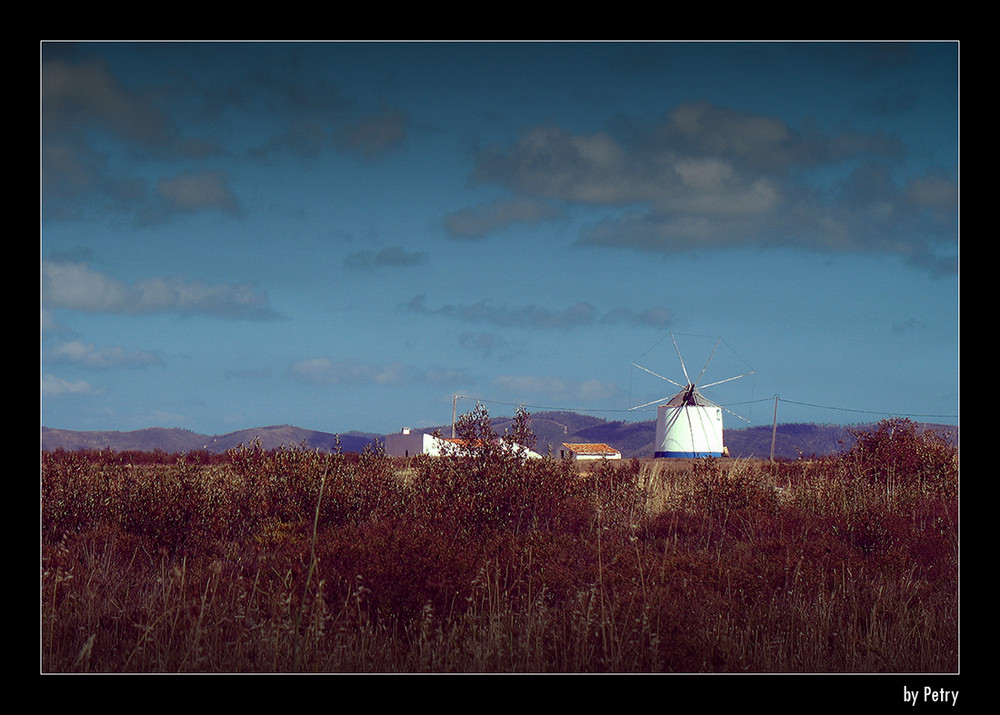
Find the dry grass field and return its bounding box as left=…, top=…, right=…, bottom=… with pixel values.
left=41, top=411, right=957, bottom=674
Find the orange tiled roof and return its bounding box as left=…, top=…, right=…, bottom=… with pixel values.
left=443, top=437, right=481, bottom=446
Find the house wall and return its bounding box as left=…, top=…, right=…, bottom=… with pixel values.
left=559, top=452, right=622, bottom=461
left=384, top=429, right=453, bottom=457
left=384, top=429, right=540, bottom=458
left=558, top=445, right=622, bottom=460
left=422, top=433, right=451, bottom=457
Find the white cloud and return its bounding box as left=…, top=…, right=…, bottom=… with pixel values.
left=444, top=196, right=562, bottom=240
left=402, top=295, right=672, bottom=330
left=46, top=339, right=162, bottom=369
left=466, top=100, right=956, bottom=271
left=42, top=58, right=170, bottom=145
left=156, top=170, right=240, bottom=215
left=42, top=374, right=103, bottom=397
left=41, top=260, right=279, bottom=320
left=335, top=106, right=410, bottom=158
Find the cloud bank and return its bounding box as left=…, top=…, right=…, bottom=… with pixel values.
left=289, top=358, right=467, bottom=388
left=42, top=259, right=280, bottom=321
left=401, top=295, right=672, bottom=330
left=465, top=101, right=957, bottom=273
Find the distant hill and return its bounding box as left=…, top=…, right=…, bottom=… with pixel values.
left=491, top=414, right=856, bottom=460
left=41, top=412, right=957, bottom=460
left=498, top=412, right=956, bottom=460
left=198, top=426, right=379, bottom=454
left=41, top=426, right=205, bottom=453
left=41, top=425, right=382, bottom=455
left=724, top=423, right=854, bottom=459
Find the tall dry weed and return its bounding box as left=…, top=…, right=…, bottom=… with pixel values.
left=41, top=415, right=957, bottom=673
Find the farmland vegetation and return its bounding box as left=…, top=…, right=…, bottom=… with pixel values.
left=41, top=409, right=958, bottom=673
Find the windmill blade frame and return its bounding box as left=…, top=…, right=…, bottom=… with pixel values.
left=691, top=336, right=721, bottom=388
left=670, top=333, right=692, bottom=385
left=630, top=362, right=685, bottom=390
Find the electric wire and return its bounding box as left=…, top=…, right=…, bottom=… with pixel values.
left=451, top=394, right=957, bottom=422
left=456, top=331, right=956, bottom=423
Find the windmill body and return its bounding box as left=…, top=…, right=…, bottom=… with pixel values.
left=654, top=385, right=725, bottom=458
left=631, top=334, right=753, bottom=459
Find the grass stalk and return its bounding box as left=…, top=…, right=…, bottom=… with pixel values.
left=291, top=457, right=329, bottom=671
left=41, top=419, right=958, bottom=673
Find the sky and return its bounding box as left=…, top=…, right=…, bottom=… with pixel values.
left=40, top=41, right=959, bottom=438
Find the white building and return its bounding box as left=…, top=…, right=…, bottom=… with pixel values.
left=384, top=428, right=449, bottom=457
left=384, top=428, right=542, bottom=459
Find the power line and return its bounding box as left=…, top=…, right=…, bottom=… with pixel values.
left=452, top=394, right=957, bottom=422
left=770, top=397, right=958, bottom=421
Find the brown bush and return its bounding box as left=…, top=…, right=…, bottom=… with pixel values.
left=41, top=415, right=958, bottom=673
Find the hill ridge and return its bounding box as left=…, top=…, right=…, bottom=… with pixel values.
left=41, top=412, right=958, bottom=460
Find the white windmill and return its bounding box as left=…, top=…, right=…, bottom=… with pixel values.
left=630, top=333, right=754, bottom=458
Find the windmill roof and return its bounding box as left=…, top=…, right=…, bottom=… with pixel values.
left=666, top=385, right=714, bottom=407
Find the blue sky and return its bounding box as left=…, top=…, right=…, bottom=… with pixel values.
left=41, top=41, right=959, bottom=437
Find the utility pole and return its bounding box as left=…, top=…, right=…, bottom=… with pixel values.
left=770, top=395, right=779, bottom=462
left=452, top=394, right=458, bottom=438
